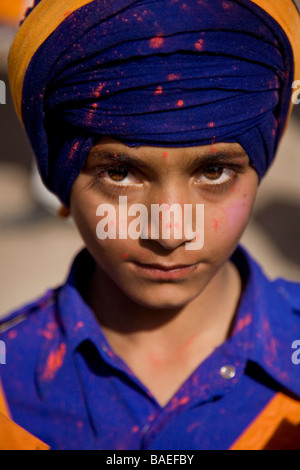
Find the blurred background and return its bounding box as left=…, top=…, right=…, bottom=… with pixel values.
left=0, top=0, right=300, bottom=318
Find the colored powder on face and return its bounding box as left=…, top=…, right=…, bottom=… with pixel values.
left=163, top=151, right=168, bottom=158
left=225, top=199, right=247, bottom=226
left=122, top=252, right=129, bottom=260
left=213, top=218, right=219, bottom=231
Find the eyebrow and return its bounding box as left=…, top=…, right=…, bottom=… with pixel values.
left=87, top=150, right=150, bottom=169
left=87, top=148, right=248, bottom=171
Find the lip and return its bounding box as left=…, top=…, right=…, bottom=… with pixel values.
left=132, top=261, right=199, bottom=280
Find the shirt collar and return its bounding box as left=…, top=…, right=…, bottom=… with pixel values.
left=232, top=246, right=300, bottom=397
left=36, top=249, right=137, bottom=398
left=35, top=246, right=300, bottom=399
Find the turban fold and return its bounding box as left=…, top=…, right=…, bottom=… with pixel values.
left=8, top=0, right=300, bottom=206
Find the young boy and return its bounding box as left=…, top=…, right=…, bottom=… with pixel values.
left=1, top=0, right=300, bottom=450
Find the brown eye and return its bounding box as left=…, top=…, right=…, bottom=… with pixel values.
left=203, top=165, right=224, bottom=180
left=108, top=167, right=129, bottom=182
left=195, top=166, right=234, bottom=186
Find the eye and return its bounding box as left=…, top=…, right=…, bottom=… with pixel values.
left=99, top=165, right=141, bottom=186
left=108, top=167, right=130, bottom=182
left=196, top=165, right=234, bottom=185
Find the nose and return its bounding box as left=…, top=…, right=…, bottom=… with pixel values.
left=143, top=188, right=203, bottom=251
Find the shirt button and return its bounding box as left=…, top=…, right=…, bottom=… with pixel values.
left=220, top=365, right=236, bottom=380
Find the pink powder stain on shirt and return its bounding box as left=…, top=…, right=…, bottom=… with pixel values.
left=179, top=396, right=190, bottom=405
left=155, top=85, right=163, bottom=95
left=208, top=122, right=215, bottom=128
left=132, top=425, right=139, bottom=433
left=74, top=321, right=84, bottom=332
left=8, top=330, right=17, bottom=340
left=234, top=312, right=252, bottom=333
left=187, top=422, right=200, bottom=432
left=41, top=322, right=57, bottom=340
left=177, top=99, right=184, bottom=107
left=41, top=343, right=67, bottom=381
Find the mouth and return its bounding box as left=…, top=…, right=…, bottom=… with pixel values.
left=131, top=261, right=199, bottom=280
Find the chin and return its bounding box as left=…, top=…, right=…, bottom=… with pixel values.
left=123, top=284, right=199, bottom=310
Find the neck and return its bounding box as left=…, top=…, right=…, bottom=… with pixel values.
left=88, top=260, right=242, bottom=353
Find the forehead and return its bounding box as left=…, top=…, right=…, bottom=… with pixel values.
left=86, top=137, right=249, bottom=171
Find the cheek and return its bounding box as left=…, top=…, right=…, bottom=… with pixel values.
left=208, top=195, right=253, bottom=244
left=72, top=195, right=139, bottom=265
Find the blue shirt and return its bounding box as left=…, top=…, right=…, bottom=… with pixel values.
left=1, top=246, right=300, bottom=450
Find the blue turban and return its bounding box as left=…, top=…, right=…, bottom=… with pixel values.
left=8, top=0, right=300, bottom=206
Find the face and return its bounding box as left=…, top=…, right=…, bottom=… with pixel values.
left=70, top=137, right=258, bottom=310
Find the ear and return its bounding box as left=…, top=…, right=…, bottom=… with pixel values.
left=57, top=205, right=70, bottom=219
